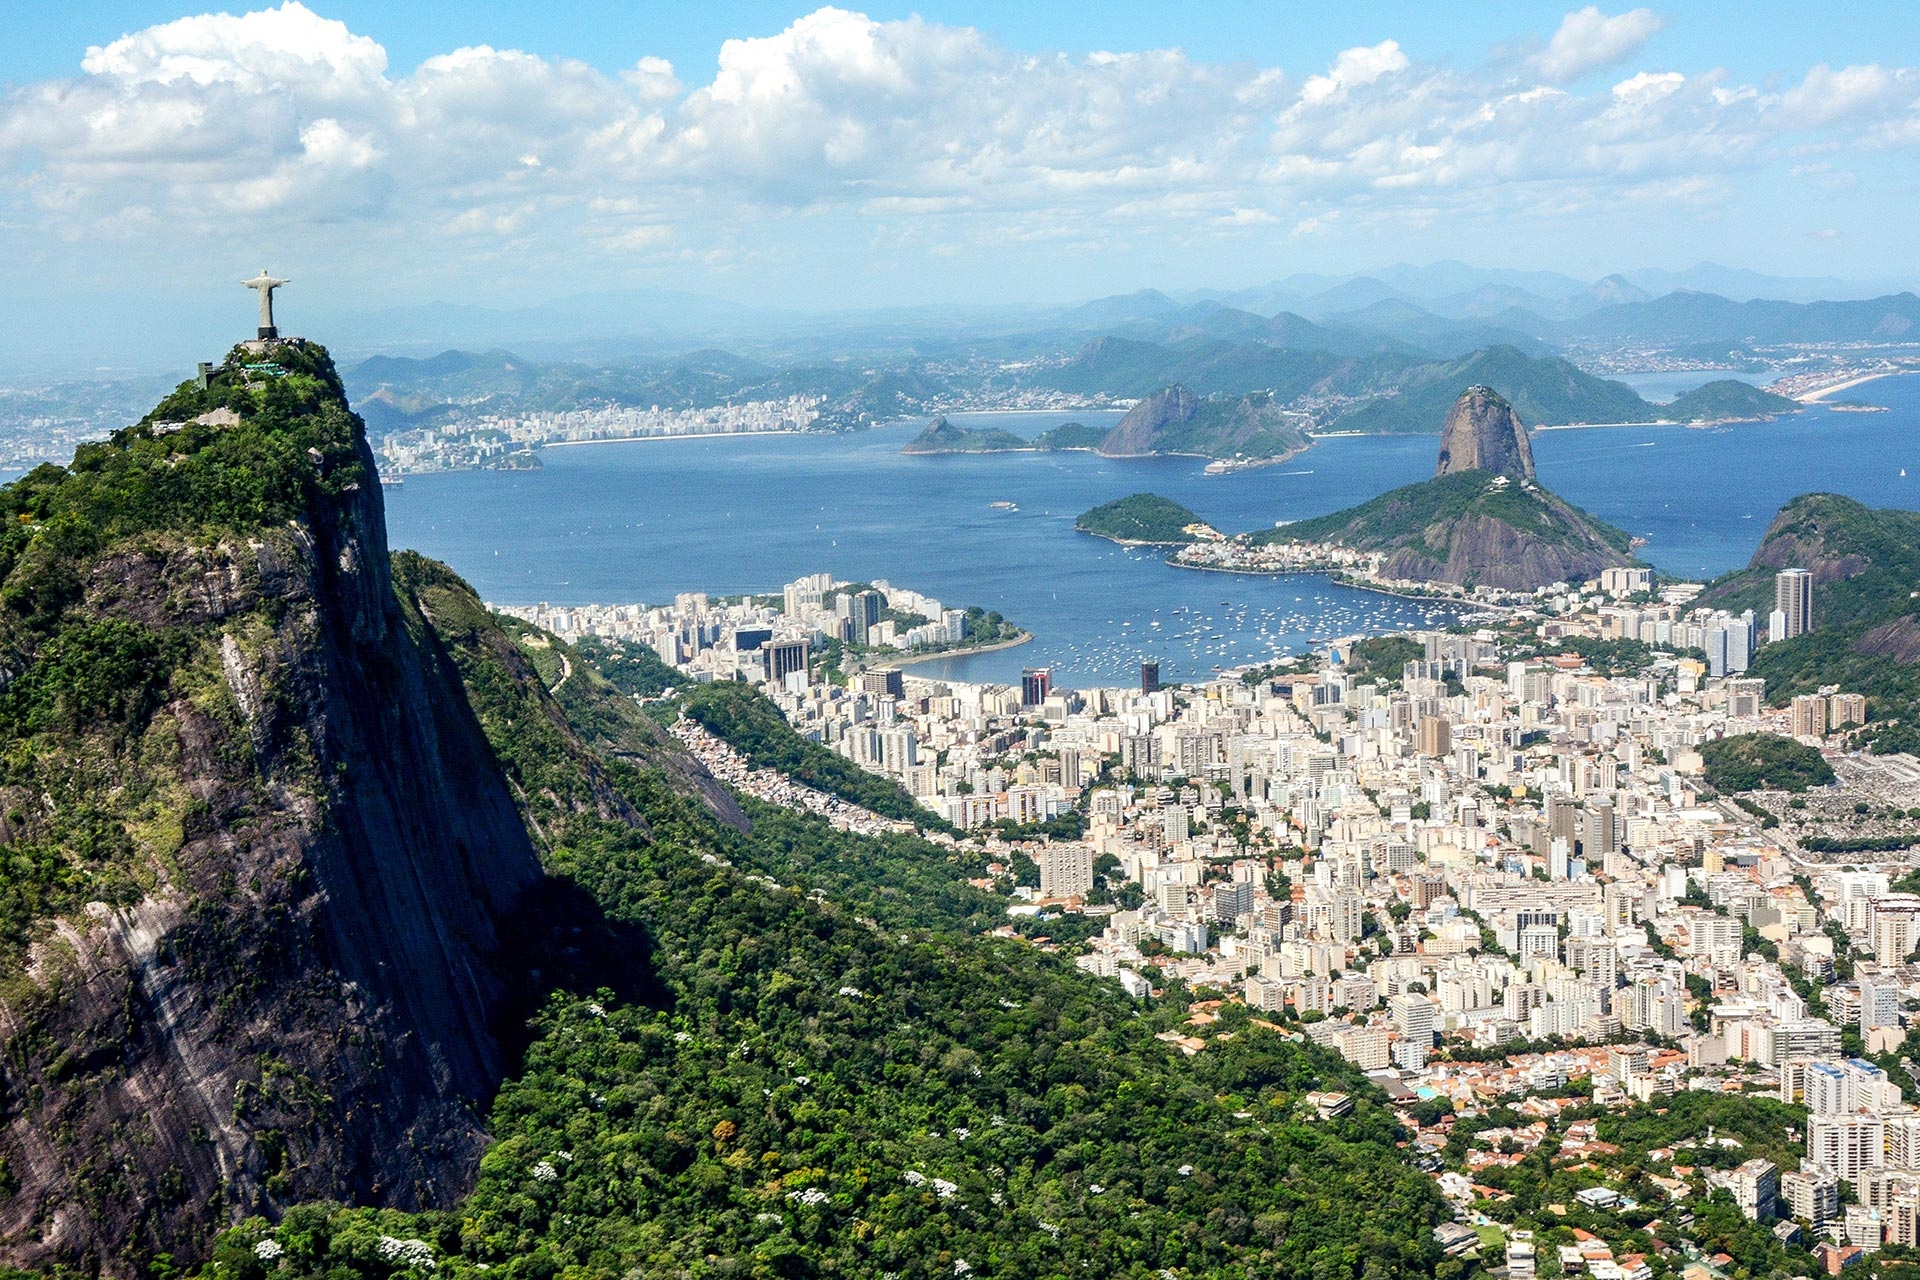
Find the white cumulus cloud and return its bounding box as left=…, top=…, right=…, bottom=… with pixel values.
left=1535, top=7, right=1665, bottom=83
left=0, top=3, right=1913, bottom=286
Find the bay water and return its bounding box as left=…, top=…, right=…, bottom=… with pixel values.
left=384, top=372, right=1920, bottom=686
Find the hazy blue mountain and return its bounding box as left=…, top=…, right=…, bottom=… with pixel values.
left=1622, top=263, right=1891, bottom=303
left=1324, top=345, right=1652, bottom=433
left=1031, top=335, right=1415, bottom=401
left=1316, top=299, right=1551, bottom=358
left=1369, top=260, right=1593, bottom=301
left=1059, top=289, right=1184, bottom=328
left=1295, top=276, right=1416, bottom=318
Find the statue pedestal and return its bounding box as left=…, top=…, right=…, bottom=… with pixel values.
left=258, top=326, right=278, bottom=339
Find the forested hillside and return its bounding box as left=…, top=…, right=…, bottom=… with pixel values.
left=0, top=339, right=1447, bottom=1278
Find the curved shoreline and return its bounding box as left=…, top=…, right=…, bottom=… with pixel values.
left=1798, top=369, right=1915, bottom=403
left=870, top=630, right=1034, bottom=669
left=1077, top=529, right=1199, bottom=549
left=1167, top=558, right=1516, bottom=611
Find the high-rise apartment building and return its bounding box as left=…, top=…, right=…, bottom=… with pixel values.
left=1390, top=992, right=1436, bottom=1048
left=1775, top=568, right=1814, bottom=640
left=1021, top=667, right=1052, bottom=708
left=1790, top=694, right=1829, bottom=739
left=1038, top=845, right=1094, bottom=899
left=1873, top=896, right=1920, bottom=968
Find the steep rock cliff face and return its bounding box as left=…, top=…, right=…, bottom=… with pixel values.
left=0, top=344, right=566, bottom=1273
left=1434, top=384, right=1535, bottom=479
left=1373, top=504, right=1638, bottom=592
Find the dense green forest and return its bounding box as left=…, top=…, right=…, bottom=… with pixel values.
left=1659, top=380, right=1801, bottom=422
left=571, top=635, right=684, bottom=696
left=1342, top=635, right=1424, bottom=685
left=193, top=560, right=1449, bottom=1279
left=1699, top=732, right=1837, bottom=793
left=1075, top=493, right=1211, bottom=544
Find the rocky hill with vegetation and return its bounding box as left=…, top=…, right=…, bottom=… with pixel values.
left=1660, top=379, right=1802, bottom=422
left=0, top=339, right=1449, bottom=1278
left=0, top=339, right=738, bottom=1269
left=900, top=416, right=1028, bottom=453
left=1032, top=420, right=1106, bottom=450
left=1701, top=493, right=1920, bottom=751
left=1097, top=385, right=1309, bottom=462
left=1256, top=388, right=1638, bottom=591
left=1075, top=493, right=1215, bottom=544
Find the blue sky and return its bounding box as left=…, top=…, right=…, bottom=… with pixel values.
left=12, top=2, right=1913, bottom=90
left=2, top=2, right=1916, bottom=369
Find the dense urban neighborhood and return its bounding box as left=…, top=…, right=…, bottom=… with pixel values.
left=503, top=559, right=1920, bottom=1277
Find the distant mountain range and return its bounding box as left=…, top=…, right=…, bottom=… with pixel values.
left=7, top=258, right=1909, bottom=382
left=343, top=346, right=953, bottom=434
left=351, top=327, right=1820, bottom=446
left=300, top=261, right=1911, bottom=363
left=1321, top=346, right=1651, bottom=433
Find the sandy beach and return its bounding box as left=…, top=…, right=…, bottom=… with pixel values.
left=867, top=630, right=1034, bottom=670
left=1797, top=369, right=1912, bottom=403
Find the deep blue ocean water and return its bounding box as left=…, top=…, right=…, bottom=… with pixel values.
left=384, top=372, right=1920, bottom=686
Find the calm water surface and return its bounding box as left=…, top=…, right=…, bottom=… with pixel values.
left=385, top=376, right=1920, bottom=685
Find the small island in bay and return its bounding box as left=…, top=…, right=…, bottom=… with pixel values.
left=901, top=388, right=1310, bottom=466
left=1075, top=492, right=1221, bottom=545
left=1032, top=420, right=1107, bottom=450
left=1662, top=379, right=1802, bottom=424
left=900, top=416, right=1107, bottom=454
left=899, top=416, right=1029, bottom=453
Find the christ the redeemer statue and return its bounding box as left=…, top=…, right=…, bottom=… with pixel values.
left=242, top=269, right=289, bottom=339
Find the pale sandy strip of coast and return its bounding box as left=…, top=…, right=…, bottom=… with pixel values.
left=1797, top=370, right=1912, bottom=403
left=870, top=631, right=1034, bottom=670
